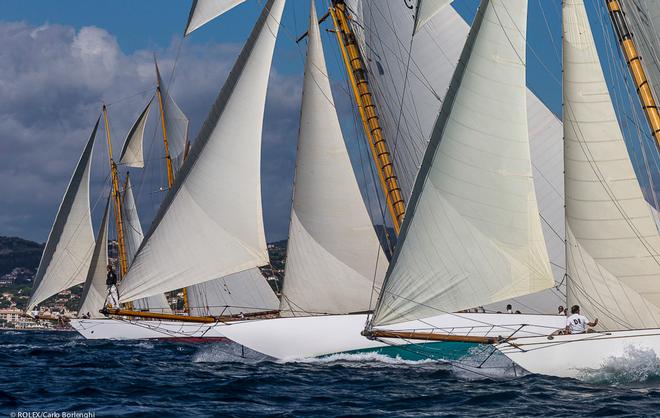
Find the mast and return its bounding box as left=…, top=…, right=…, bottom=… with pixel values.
left=606, top=0, right=660, bottom=152
left=329, top=0, right=406, bottom=234
left=102, top=104, right=128, bottom=278
left=154, top=58, right=190, bottom=314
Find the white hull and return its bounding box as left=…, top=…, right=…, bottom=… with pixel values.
left=496, top=329, right=660, bottom=378
left=220, top=313, right=566, bottom=360
left=70, top=318, right=227, bottom=340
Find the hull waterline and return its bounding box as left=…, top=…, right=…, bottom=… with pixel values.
left=70, top=318, right=227, bottom=340
left=496, top=328, right=660, bottom=379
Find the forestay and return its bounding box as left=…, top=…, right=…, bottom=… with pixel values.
left=118, top=98, right=152, bottom=168
left=28, top=120, right=98, bottom=310
left=372, top=0, right=554, bottom=326
left=184, top=0, right=246, bottom=36
left=187, top=268, right=279, bottom=316
left=119, top=0, right=285, bottom=302
left=121, top=177, right=172, bottom=313
left=78, top=197, right=111, bottom=319
left=563, top=0, right=660, bottom=330
left=279, top=2, right=388, bottom=316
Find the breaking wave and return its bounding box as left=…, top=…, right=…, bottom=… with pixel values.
left=286, top=351, right=440, bottom=367
left=579, top=346, right=660, bottom=385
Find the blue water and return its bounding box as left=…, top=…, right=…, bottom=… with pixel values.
left=2, top=330, right=660, bottom=417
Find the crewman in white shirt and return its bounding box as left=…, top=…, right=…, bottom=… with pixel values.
left=565, top=305, right=598, bottom=334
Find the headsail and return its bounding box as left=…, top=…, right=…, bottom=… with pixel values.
left=372, top=0, right=554, bottom=326
left=563, top=0, right=660, bottom=330
left=279, top=1, right=388, bottom=316
left=414, top=0, right=453, bottom=35
left=78, top=196, right=111, bottom=319
left=184, top=0, right=246, bottom=36
left=187, top=268, right=279, bottom=316
left=119, top=98, right=153, bottom=168
left=119, top=0, right=286, bottom=302
left=27, top=119, right=98, bottom=311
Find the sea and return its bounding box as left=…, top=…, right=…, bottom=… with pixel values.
left=1, top=330, right=659, bottom=417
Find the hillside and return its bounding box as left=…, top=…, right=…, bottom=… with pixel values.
left=0, top=236, right=43, bottom=276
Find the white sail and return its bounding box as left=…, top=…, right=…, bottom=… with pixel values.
left=156, top=61, right=190, bottom=171
left=119, top=0, right=285, bottom=302
left=184, top=0, right=246, bottom=36
left=187, top=268, right=279, bottom=316
left=118, top=98, right=152, bottom=168
left=414, top=0, right=452, bottom=35
left=27, top=120, right=98, bottom=310
left=280, top=2, right=388, bottom=316
left=121, top=176, right=173, bottom=313
left=349, top=0, right=567, bottom=313
left=563, top=0, right=660, bottom=330
left=372, top=0, right=554, bottom=326
left=78, top=197, right=110, bottom=319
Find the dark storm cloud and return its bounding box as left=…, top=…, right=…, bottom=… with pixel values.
left=0, top=21, right=302, bottom=243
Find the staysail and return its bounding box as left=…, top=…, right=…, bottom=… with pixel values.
left=372, top=0, right=554, bottom=326
left=184, top=0, right=246, bottom=36
left=27, top=119, right=98, bottom=310
left=563, top=0, right=660, bottom=330
left=119, top=0, right=285, bottom=302
left=118, top=98, right=153, bottom=168
left=279, top=2, right=388, bottom=317
left=78, top=196, right=111, bottom=319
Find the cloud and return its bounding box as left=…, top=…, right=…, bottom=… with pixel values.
left=0, top=21, right=302, bottom=243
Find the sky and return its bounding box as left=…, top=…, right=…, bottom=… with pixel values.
left=0, top=0, right=658, bottom=244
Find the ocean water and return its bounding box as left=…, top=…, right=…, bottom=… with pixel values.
left=1, top=330, right=660, bottom=417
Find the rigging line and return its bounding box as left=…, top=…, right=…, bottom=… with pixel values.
left=103, top=88, right=155, bottom=108
left=536, top=0, right=561, bottom=66
left=539, top=212, right=565, bottom=245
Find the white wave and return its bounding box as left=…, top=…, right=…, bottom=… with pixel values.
left=579, top=346, right=660, bottom=385
left=282, top=351, right=441, bottom=367
left=192, top=342, right=267, bottom=364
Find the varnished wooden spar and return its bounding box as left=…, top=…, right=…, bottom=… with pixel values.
left=101, top=308, right=280, bottom=323
left=362, top=329, right=504, bottom=345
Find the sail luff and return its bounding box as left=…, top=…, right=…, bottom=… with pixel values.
left=372, top=0, right=554, bottom=326
left=78, top=196, right=110, bottom=319
left=279, top=1, right=388, bottom=316
left=27, top=118, right=99, bottom=310
left=119, top=0, right=285, bottom=302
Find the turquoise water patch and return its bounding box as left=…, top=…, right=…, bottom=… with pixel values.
left=342, top=341, right=477, bottom=361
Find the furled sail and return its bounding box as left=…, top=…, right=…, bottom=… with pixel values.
left=156, top=61, right=190, bottom=172
left=349, top=0, right=566, bottom=312
left=184, top=0, right=246, bottom=36
left=27, top=119, right=98, bottom=310
left=121, top=176, right=173, bottom=313
left=187, top=268, right=279, bottom=316
left=372, top=0, right=554, bottom=326
left=78, top=197, right=111, bottom=319
left=279, top=2, right=388, bottom=317
left=414, top=0, right=453, bottom=35
left=563, top=0, right=660, bottom=330
left=119, top=98, right=153, bottom=168
left=119, top=0, right=285, bottom=302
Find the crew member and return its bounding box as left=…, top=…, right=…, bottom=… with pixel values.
left=106, top=264, right=119, bottom=307
left=565, top=305, right=598, bottom=334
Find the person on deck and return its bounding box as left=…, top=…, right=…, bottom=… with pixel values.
left=506, top=304, right=513, bottom=314
left=558, top=305, right=566, bottom=316
left=106, top=264, right=119, bottom=307
left=565, top=305, right=598, bottom=334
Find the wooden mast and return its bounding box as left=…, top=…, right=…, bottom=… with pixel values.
left=102, top=104, right=129, bottom=279
left=606, top=0, right=660, bottom=152
left=154, top=57, right=190, bottom=314
left=329, top=1, right=406, bottom=234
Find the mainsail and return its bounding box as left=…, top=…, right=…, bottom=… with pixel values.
left=563, top=0, right=660, bottom=330
left=279, top=2, right=388, bottom=317
left=122, top=176, right=172, bottom=313
left=118, top=98, right=153, bottom=168
left=28, top=119, right=99, bottom=310
left=78, top=197, right=111, bottom=319
left=119, top=0, right=285, bottom=302
left=372, top=0, right=554, bottom=326
left=184, top=0, right=246, bottom=36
